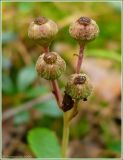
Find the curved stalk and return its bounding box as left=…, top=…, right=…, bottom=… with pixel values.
left=76, top=43, right=85, bottom=73
left=62, top=43, right=85, bottom=157
left=50, top=80, right=62, bottom=107
left=62, top=111, right=70, bottom=158
left=44, top=46, right=63, bottom=108
left=44, top=43, right=85, bottom=158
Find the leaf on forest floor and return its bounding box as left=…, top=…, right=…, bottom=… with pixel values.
left=27, top=128, right=61, bottom=158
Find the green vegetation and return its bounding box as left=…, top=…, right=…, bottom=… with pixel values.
left=2, top=2, right=121, bottom=158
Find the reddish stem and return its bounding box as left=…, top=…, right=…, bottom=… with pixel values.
left=51, top=80, right=62, bottom=107
left=76, top=44, right=85, bottom=73
left=44, top=46, right=63, bottom=108
left=44, top=46, right=49, bottom=53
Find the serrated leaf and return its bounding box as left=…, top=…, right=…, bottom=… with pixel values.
left=36, top=99, right=62, bottom=118
left=17, top=65, right=37, bottom=91
left=28, top=128, right=61, bottom=158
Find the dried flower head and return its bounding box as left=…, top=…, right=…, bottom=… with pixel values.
left=69, top=16, right=99, bottom=44
left=65, top=73, right=93, bottom=100
left=28, top=17, right=58, bottom=47
left=36, top=52, right=66, bottom=80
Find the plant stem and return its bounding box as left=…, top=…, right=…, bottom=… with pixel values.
left=76, top=43, right=85, bottom=73
left=62, top=111, right=70, bottom=158
left=51, top=80, right=62, bottom=107
left=43, top=47, right=63, bottom=108
left=61, top=102, right=79, bottom=158
left=44, top=44, right=84, bottom=157
left=44, top=46, right=49, bottom=53
left=61, top=44, right=85, bottom=157
left=69, top=100, right=79, bottom=121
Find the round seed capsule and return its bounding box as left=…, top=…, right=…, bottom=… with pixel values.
left=69, top=16, right=99, bottom=44
left=28, top=17, right=58, bottom=47
left=65, top=73, right=93, bottom=100
left=36, top=52, right=66, bottom=80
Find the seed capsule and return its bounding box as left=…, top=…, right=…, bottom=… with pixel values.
left=36, top=52, right=66, bottom=80
left=69, top=16, right=99, bottom=44
left=28, top=17, right=58, bottom=47
left=65, top=73, right=93, bottom=100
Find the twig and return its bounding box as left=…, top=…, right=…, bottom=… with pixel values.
left=3, top=93, right=52, bottom=121
left=61, top=44, right=85, bottom=158
left=69, top=101, right=79, bottom=121
left=76, top=43, right=85, bottom=73
left=69, top=43, right=85, bottom=121
left=51, top=80, right=62, bottom=107
left=44, top=46, right=49, bottom=53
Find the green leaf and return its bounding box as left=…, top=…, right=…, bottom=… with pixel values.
left=25, top=86, right=49, bottom=99
left=14, top=111, right=30, bottom=125
left=28, top=128, right=61, bottom=158
left=100, top=121, right=121, bottom=153
left=35, top=99, right=62, bottom=118
left=107, top=140, right=121, bottom=153
left=2, top=74, right=15, bottom=94
left=17, top=65, right=37, bottom=91
left=87, top=49, right=121, bottom=63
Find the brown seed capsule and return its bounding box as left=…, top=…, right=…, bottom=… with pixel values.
left=74, top=75, right=86, bottom=84
left=77, top=17, right=91, bottom=26
left=43, top=53, right=57, bottom=64
left=65, top=73, right=93, bottom=100
left=69, top=16, right=99, bottom=44
left=36, top=52, right=66, bottom=80
left=28, top=17, right=58, bottom=47
left=34, top=17, right=48, bottom=25
left=62, top=92, right=74, bottom=112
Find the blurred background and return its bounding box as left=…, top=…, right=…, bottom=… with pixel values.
left=2, top=2, right=121, bottom=158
